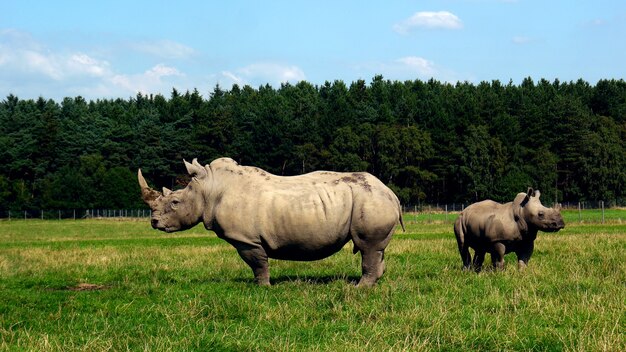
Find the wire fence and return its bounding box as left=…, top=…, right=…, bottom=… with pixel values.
left=0, top=209, right=151, bottom=221
left=402, top=201, right=625, bottom=225
left=0, top=201, right=624, bottom=224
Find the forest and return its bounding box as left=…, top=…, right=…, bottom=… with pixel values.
left=1, top=76, right=625, bottom=211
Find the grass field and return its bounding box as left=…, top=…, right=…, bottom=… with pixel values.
left=0, top=211, right=624, bottom=351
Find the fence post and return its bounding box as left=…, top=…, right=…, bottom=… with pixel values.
left=445, top=204, right=448, bottom=223
left=8, top=210, right=10, bottom=221
left=578, top=202, right=582, bottom=223
left=73, top=209, right=76, bottom=220
left=41, top=210, right=43, bottom=220
left=601, top=201, right=605, bottom=224
left=58, top=210, right=61, bottom=220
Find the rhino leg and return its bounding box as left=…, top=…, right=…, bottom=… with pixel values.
left=234, top=243, right=271, bottom=286
left=454, top=218, right=472, bottom=270
left=472, top=250, right=486, bottom=273
left=357, top=249, right=385, bottom=287
left=490, top=242, right=506, bottom=271
left=516, top=241, right=534, bottom=271
left=460, top=247, right=472, bottom=271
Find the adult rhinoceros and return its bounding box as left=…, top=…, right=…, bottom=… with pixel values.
left=138, top=157, right=404, bottom=287
left=454, top=188, right=564, bottom=272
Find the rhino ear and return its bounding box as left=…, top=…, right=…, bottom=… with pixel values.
left=527, top=187, right=535, bottom=197
left=520, top=193, right=530, bottom=207
left=162, top=187, right=172, bottom=196
left=184, top=158, right=208, bottom=179
left=534, top=190, right=541, bottom=198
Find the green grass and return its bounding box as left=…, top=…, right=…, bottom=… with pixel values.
left=0, top=215, right=624, bottom=351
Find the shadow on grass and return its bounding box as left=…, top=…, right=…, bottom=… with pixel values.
left=233, top=274, right=360, bottom=286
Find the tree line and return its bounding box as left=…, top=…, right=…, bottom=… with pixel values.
left=1, top=76, right=625, bottom=210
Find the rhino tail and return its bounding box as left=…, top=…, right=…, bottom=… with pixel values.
left=454, top=215, right=464, bottom=249
left=398, top=211, right=405, bottom=232
left=454, top=214, right=472, bottom=270
left=396, top=199, right=405, bottom=232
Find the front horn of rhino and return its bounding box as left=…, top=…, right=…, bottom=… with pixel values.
left=137, top=169, right=162, bottom=206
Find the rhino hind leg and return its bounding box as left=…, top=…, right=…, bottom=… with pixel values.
left=357, top=249, right=385, bottom=287
left=460, top=245, right=472, bottom=271
left=454, top=219, right=472, bottom=270
left=234, top=243, right=271, bottom=286
left=472, top=250, right=486, bottom=272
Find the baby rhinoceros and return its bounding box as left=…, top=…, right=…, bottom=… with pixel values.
left=454, top=188, right=565, bottom=272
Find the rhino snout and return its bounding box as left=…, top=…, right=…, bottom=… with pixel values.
left=548, top=218, right=565, bottom=231
left=151, top=218, right=159, bottom=229
left=554, top=219, right=565, bottom=229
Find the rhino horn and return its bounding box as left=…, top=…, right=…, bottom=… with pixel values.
left=162, top=187, right=172, bottom=196
left=184, top=158, right=208, bottom=179
left=138, top=169, right=161, bottom=205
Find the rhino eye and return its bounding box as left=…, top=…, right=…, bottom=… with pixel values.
left=538, top=211, right=545, bottom=219
left=171, top=200, right=180, bottom=209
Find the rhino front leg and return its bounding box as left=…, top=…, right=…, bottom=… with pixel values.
left=233, top=242, right=271, bottom=286
left=357, top=249, right=385, bottom=288
left=516, top=241, right=534, bottom=271
left=490, top=242, right=506, bottom=271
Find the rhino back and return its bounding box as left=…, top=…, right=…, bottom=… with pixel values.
left=461, top=200, right=521, bottom=243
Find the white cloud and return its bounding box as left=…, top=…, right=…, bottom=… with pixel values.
left=220, top=63, right=306, bottom=87
left=130, top=40, right=195, bottom=59
left=0, top=29, right=192, bottom=99
left=353, top=56, right=465, bottom=83
left=110, top=64, right=184, bottom=95
left=21, top=50, right=63, bottom=80
left=69, top=54, right=110, bottom=77
left=393, top=11, right=463, bottom=34
left=395, top=57, right=437, bottom=76
left=512, top=36, right=532, bottom=44
left=0, top=29, right=112, bottom=81
left=220, top=71, right=244, bottom=85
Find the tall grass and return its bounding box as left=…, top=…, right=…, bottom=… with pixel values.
left=0, top=217, right=624, bottom=351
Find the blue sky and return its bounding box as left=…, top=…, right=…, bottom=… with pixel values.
left=1, top=0, right=625, bottom=100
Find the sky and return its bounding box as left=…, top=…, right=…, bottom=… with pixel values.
left=1, top=0, right=625, bottom=101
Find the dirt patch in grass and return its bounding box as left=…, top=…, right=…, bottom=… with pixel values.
left=66, top=283, right=109, bottom=291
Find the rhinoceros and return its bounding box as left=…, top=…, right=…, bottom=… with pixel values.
left=138, top=157, right=404, bottom=287
left=453, top=188, right=565, bottom=271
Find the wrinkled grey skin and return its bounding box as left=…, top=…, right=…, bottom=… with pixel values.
left=454, top=188, right=565, bottom=272
left=139, top=157, right=404, bottom=287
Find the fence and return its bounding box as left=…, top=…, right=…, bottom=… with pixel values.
left=0, top=202, right=624, bottom=224
left=402, top=201, right=625, bottom=225
left=0, top=209, right=151, bottom=221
